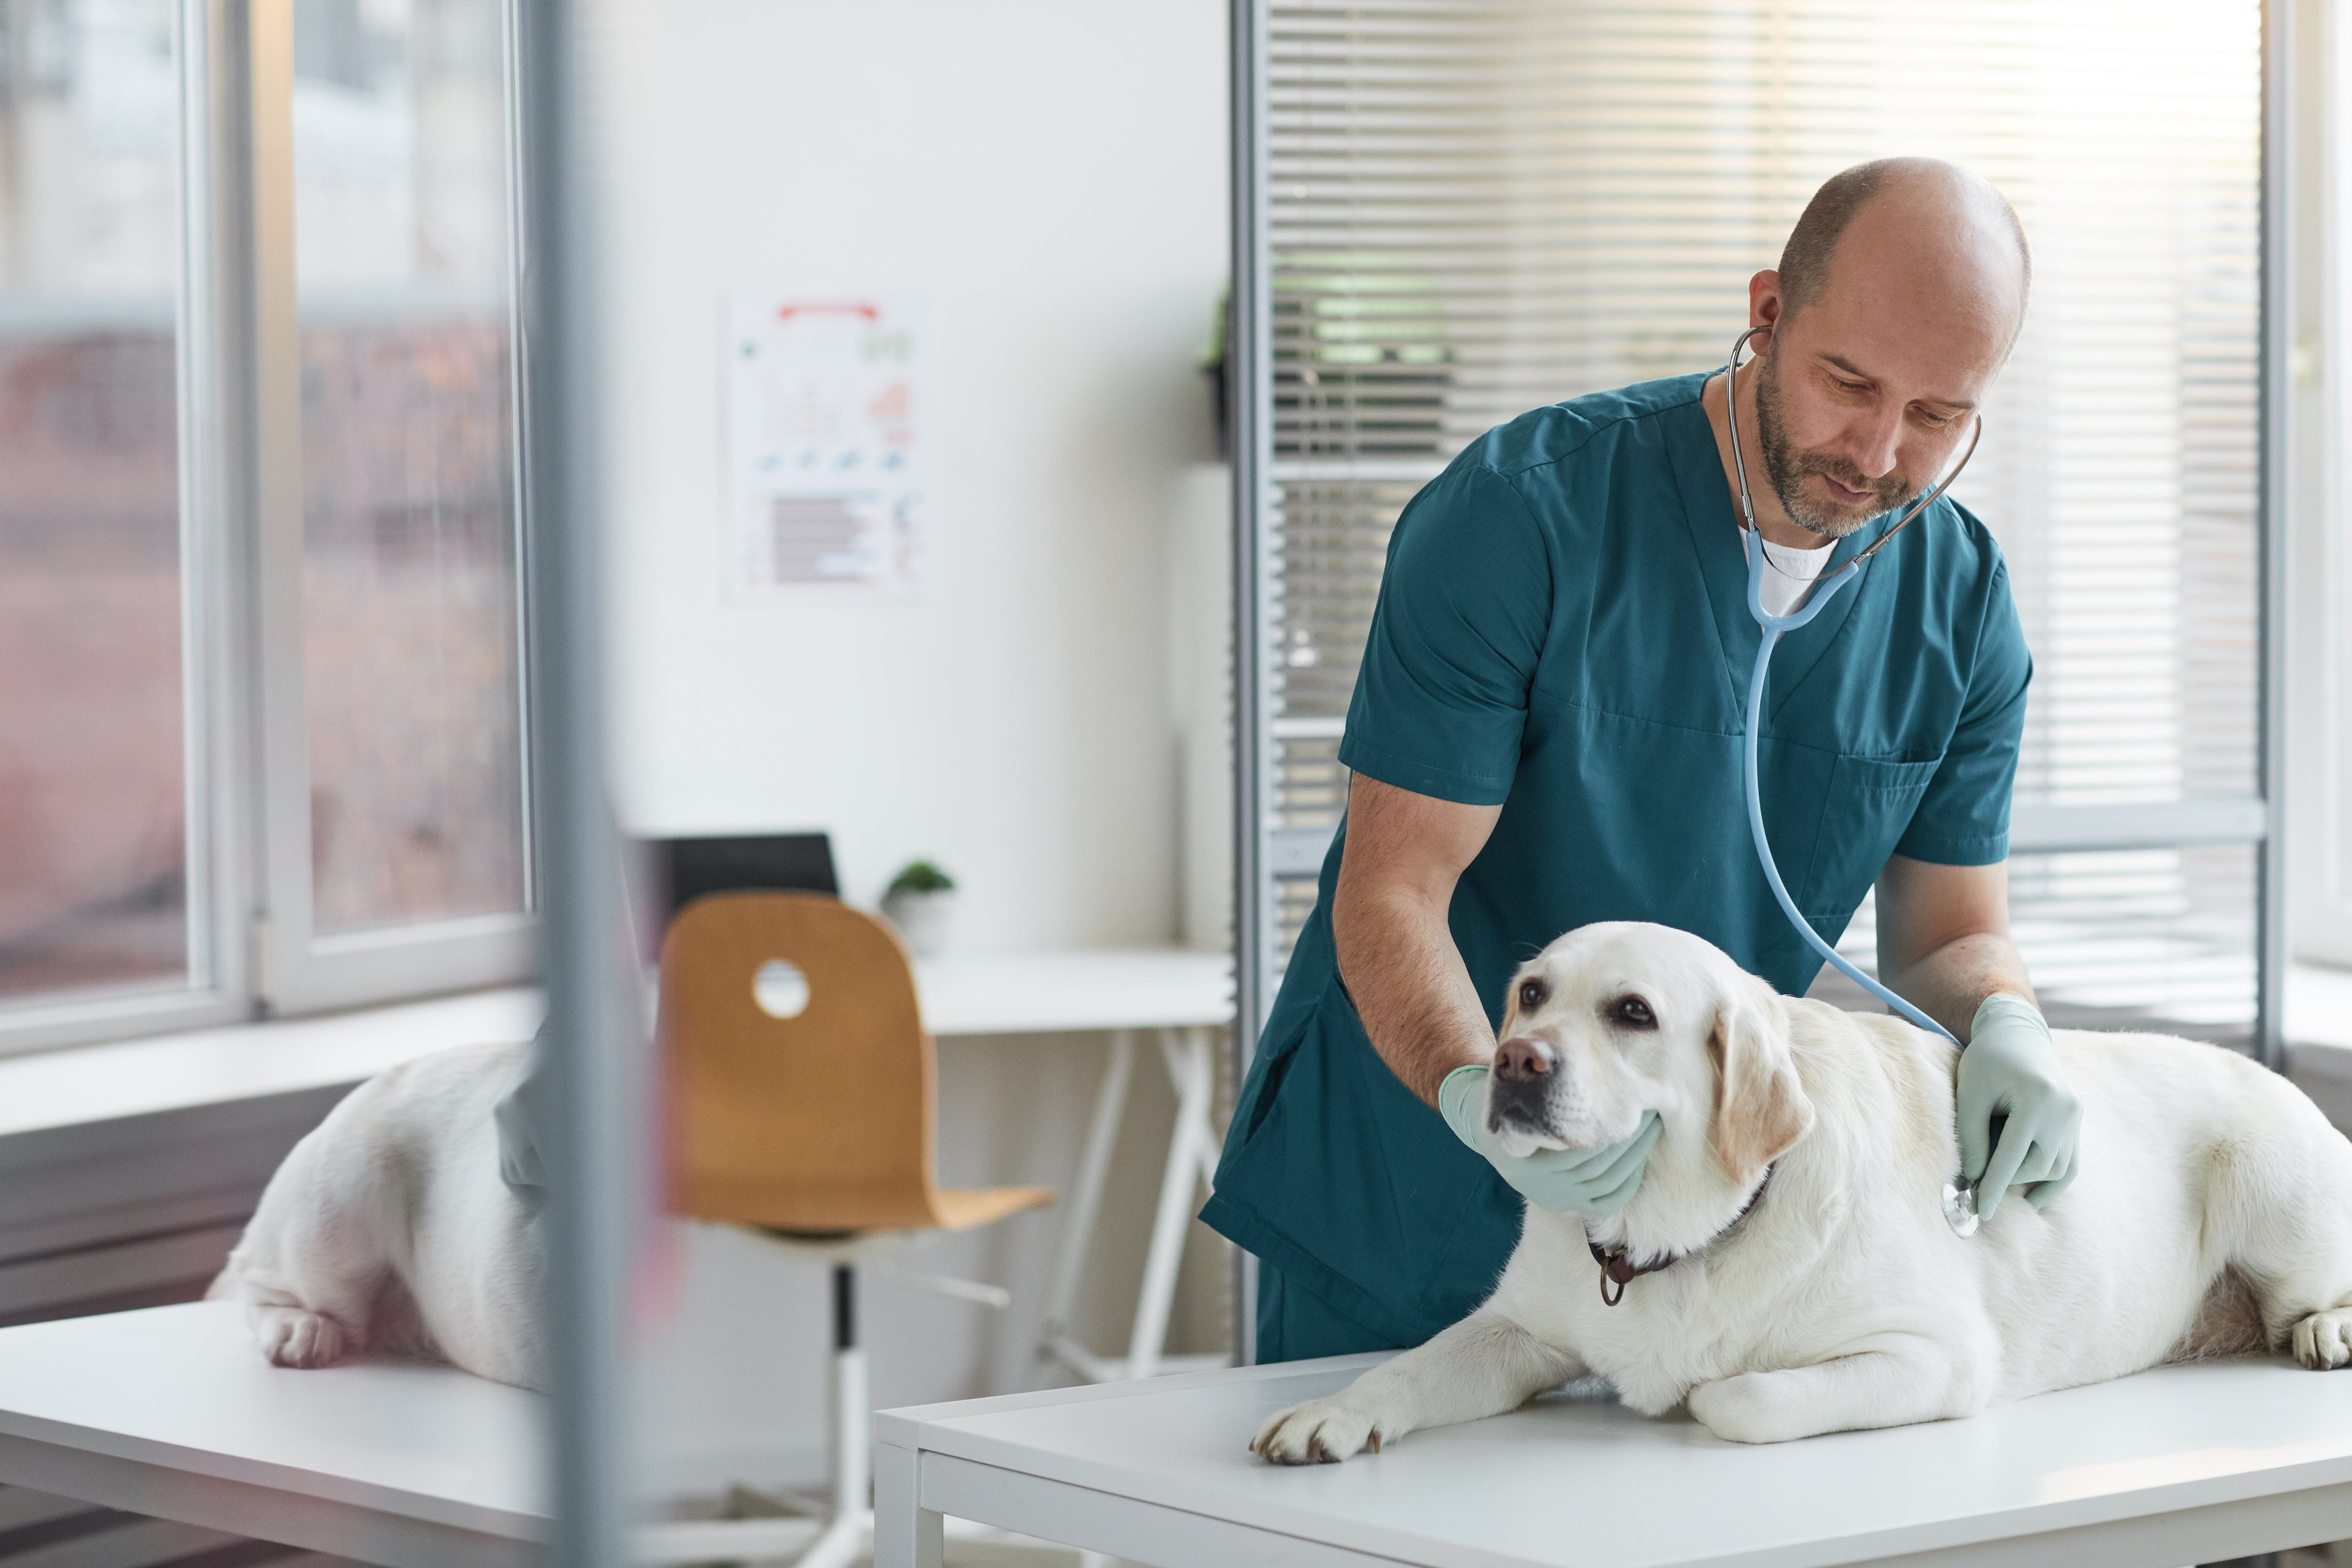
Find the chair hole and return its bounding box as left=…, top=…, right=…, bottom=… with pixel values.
left=753, top=959, right=810, bottom=1019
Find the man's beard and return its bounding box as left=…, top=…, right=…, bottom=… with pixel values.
left=1752, top=353, right=1920, bottom=539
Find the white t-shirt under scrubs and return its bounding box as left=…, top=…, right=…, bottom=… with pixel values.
left=1757, top=532, right=1839, bottom=617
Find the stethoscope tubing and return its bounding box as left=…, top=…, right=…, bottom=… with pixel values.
left=1725, top=327, right=1974, bottom=1048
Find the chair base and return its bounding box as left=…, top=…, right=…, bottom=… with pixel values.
left=638, top=1506, right=1112, bottom=1566
left=1038, top=1325, right=1230, bottom=1385
left=635, top=1257, right=1107, bottom=1567
left=636, top=1512, right=832, bottom=1563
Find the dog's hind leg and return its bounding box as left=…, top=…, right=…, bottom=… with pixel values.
left=2204, top=1072, right=2352, bottom=1370
left=1251, top=1311, right=1581, bottom=1464
left=211, top=1096, right=402, bottom=1369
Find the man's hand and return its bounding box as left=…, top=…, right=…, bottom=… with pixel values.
left=1439, top=1066, right=1661, bottom=1213
left=1875, top=856, right=2081, bottom=1218
left=1340, top=777, right=1660, bottom=1215
left=1956, top=993, right=2081, bottom=1218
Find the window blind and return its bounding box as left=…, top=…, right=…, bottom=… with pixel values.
left=1256, top=0, right=2264, bottom=1041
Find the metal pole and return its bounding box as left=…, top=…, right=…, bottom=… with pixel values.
left=1226, top=0, right=1270, bottom=1368
left=2258, top=0, right=2293, bottom=1073
left=515, top=2, right=646, bottom=1563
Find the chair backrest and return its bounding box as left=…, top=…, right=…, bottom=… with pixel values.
left=661, top=891, right=940, bottom=1232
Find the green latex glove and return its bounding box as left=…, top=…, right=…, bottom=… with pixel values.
left=1957, top=993, right=2082, bottom=1219
left=1438, top=1064, right=1664, bottom=1215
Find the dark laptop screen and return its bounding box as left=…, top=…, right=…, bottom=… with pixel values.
left=657, top=833, right=839, bottom=919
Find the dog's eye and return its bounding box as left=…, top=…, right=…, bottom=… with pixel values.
left=1611, top=995, right=1657, bottom=1030
left=1518, top=979, right=1547, bottom=1012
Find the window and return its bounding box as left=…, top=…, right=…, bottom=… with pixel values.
left=1237, top=1, right=2274, bottom=1051
left=0, top=0, right=530, bottom=1052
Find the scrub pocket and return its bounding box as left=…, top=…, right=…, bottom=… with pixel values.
left=1206, top=982, right=1515, bottom=1349
left=1798, top=752, right=1942, bottom=937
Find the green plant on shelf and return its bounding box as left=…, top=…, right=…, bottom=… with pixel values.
left=886, top=860, right=956, bottom=897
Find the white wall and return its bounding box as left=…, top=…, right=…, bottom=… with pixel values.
left=600, top=0, right=1229, bottom=946
left=589, top=0, right=1231, bottom=1495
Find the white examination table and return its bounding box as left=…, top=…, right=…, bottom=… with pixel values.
left=876, top=1351, right=2352, bottom=1567
left=0, top=1301, right=541, bottom=1567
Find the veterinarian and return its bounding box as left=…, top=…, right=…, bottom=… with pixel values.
left=1204, top=157, right=2084, bottom=1363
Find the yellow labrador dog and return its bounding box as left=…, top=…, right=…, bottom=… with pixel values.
left=1254, top=922, right=2352, bottom=1457
left=208, top=1041, right=543, bottom=1389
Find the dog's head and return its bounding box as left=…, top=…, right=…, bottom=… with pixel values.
left=1487, top=922, right=1814, bottom=1188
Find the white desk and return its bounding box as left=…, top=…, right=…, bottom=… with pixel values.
left=915, top=949, right=1232, bottom=1038
left=877, top=1352, right=2352, bottom=1567
left=0, top=1301, right=541, bottom=1568
left=916, top=949, right=1237, bottom=1384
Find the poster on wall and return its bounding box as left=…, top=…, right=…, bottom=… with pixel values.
left=723, top=292, right=927, bottom=598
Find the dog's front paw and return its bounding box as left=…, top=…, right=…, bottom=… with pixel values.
left=252, top=1305, right=350, bottom=1369
left=1687, top=1371, right=1800, bottom=1444
left=2294, top=1309, right=2352, bottom=1370
left=1250, top=1395, right=1390, bottom=1465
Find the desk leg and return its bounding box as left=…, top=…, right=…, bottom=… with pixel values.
left=1128, top=1026, right=1218, bottom=1379
left=872, top=1442, right=941, bottom=1568
left=1174, top=1023, right=1223, bottom=1200
left=1041, top=1030, right=1134, bottom=1356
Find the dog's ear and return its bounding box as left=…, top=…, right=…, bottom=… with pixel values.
left=1708, top=990, right=1814, bottom=1185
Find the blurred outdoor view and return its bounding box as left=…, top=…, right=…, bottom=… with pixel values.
left=0, top=0, right=186, bottom=1003
left=0, top=0, right=524, bottom=1008
left=294, top=0, right=526, bottom=938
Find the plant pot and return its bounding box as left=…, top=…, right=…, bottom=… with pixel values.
left=883, top=889, right=956, bottom=958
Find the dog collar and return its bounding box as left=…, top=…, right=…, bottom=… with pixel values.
left=1586, top=1164, right=1774, bottom=1307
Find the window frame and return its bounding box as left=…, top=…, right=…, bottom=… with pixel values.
left=2288, top=0, right=2352, bottom=971
left=241, top=0, right=534, bottom=1015
left=0, top=0, right=535, bottom=1056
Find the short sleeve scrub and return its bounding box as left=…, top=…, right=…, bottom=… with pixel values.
left=1202, top=372, right=2034, bottom=1359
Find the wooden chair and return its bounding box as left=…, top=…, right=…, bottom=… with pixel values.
left=651, top=891, right=1051, bottom=1568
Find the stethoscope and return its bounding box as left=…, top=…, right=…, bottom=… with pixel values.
left=1721, top=326, right=1981, bottom=1040
left=1722, top=325, right=1992, bottom=1237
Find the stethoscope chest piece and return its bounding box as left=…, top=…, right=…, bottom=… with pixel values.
left=1941, top=1179, right=1981, bottom=1238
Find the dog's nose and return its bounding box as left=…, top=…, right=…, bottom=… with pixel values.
left=1494, top=1037, right=1554, bottom=1083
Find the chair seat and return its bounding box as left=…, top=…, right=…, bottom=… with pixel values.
left=932, top=1185, right=1054, bottom=1232
left=747, top=1188, right=1052, bottom=1264
left=690, top=1179, right=1052, bottom=1237
left=750, top=1229, right=922, bottom=1265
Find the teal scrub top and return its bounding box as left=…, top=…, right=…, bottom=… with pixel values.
left=1201, top=372, right=2031, bottom=1349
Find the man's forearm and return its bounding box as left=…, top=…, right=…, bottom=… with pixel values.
left=1332, top=884, right=1496, bottom=1106
left=1886, top=932, right=2036, bottom=1043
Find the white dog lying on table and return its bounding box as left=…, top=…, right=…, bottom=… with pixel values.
left=1254, top=922, right=2352, bottom=1458
left=208, top=1040, right=543, bottom=1389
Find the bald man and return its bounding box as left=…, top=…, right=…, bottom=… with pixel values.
left=1202, top=158, right=2082, bottom=1363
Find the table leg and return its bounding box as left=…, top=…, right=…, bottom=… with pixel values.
left=872, top=1442, right=941, bottom=1568
left=1127, top=1027, right=1216, bottom=1379
left=1041, top=1031, right=1134, bottom=1360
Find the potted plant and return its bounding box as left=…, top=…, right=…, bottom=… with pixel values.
left=881, top=860, right=957, bottom=957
